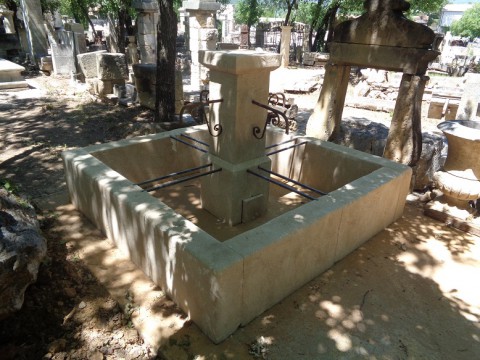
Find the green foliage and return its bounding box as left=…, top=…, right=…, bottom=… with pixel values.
left=234, top=0, right=264, bottom=27
left=451, top=4, right=480, bottom=39
left=0, top=179, right=18, bottom=194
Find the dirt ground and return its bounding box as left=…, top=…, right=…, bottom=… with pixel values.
left=0, top=70, right=479, bottom=360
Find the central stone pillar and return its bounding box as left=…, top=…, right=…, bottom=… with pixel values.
left=199, top=50, right=281, bottom=225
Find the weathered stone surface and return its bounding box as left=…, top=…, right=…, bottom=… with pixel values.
left=334, top=0, right=435, bottom=50
left=77, top=50, right=107, bottom=78
left=457, top=73, right=480, bottom=121
left=335, top=120, right=444, bottom=190
left=383, top=74, right=427, bottom=166
left=336, top=119, right=389, bottom=156
left=412, top=133, right=444, bottom=190
left=94, top=78, right=125, bottom=96
left=96, top=53, right=128, bottom=80
left=0, top=189, right=47, bottom=320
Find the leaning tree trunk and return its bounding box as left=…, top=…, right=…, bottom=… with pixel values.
left=312, top=4, right=338, bottom=52
left=117, top=8, right=127, bottom=54
left=155, top=0, right=177, bottom=122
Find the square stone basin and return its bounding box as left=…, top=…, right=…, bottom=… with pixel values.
left=62, top=125, right=411, bottom=343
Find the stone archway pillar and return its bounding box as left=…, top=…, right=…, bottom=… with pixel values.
left=383, top=74, right=428, bottom=165
left=280, top=25, right=292, bottom=67
left=306, top=63, right=350, bottom=140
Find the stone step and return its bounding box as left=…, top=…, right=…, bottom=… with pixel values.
left=0, top=58, right=26, bottom=83
left=0, top=80, right=29, bottom=90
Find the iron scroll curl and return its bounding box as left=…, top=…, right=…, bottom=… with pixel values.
left=251, top=100, right=290, bottom=139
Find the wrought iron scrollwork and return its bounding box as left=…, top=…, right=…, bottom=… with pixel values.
left=251, top=99, right=290, bottom=139
left=179, top=95, right=224, bottom=137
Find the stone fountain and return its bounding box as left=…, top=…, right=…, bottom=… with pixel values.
left=63, top=50, right=411, bottom=343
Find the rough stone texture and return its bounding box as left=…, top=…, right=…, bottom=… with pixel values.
left=96, top=53, right=128, bottom=80
left=50, top=30, right=76, bottom=76
left=335, top=120, right=444, bottom=190
left=94, top=78, right=125, bottom=96
left=334, top=0, right=435, bottom=49
left=412, top=133, right=445, bottom=190
left=77, top=50, right=107, bottom=79
left=336, top=119, right=389, bottom=156
left=21, top=0, right=49, bottom=58
left=457, top=73, right=480, bottom=121
left=0, top=189, right=47, bottom=320
left=383, top=74, right=427, bottom=166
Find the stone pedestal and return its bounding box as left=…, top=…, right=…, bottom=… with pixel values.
left=280, top=26, right=292, bottom=67
left=133, top=0, right=158, bottom=64
left=199, top=50, right=281, bottom=225
left=426, top=120, right=480, bottom=224
left=184, top=0, right=220, bottom=90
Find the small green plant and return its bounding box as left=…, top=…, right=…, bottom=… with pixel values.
left=0, top=179, right=18, bottom=194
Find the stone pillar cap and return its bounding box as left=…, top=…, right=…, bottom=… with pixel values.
left=199, top=50, right=281, bottom=74
left=183, top=0, right=221, bottom=11
left=132, top=0, right=158, bottom=11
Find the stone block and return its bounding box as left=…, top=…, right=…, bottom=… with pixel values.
left=94, top=79, right=125, bottom=96
left=96, top=53, right=128, bottom=80
left=77, top=50, right=107, bottom=78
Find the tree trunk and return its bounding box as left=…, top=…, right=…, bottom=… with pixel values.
left=155, top=0, right=177, bottom=122
left=117, top=8, right=127, bottom=54
left=312, top=4, right=338, bottom=52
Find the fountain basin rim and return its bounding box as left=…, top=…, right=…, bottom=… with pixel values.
left=438, top=120, right=480, bottom=141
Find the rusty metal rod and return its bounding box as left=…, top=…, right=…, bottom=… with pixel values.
left=180, top=133, right=210, bottom=147
left=135, top=163, right=212, bottom=186
left=144, top=168, right=222, bottom=192
left=257, top=166, right=327, bottom=195
left=265, top=138, right=298, bottom=150
left=266, top=141, right=308, bottom=156
left=170, top=135, right=209, bottom=154
left=246, top=169, right=317, bottom=201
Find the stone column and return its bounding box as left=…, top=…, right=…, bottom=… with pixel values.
left=306, top=63, right=351, bottom=140
left=183, top=0, right=220, bottom=90
left=383, top=74, right=428, bottom=166
left=127, top=36, right=140, bottom=65
left=133, top=0, right=158, bottom=64
left=20, top=0, right=49, bottom=60
left=0, top=6, right=15, bottom=33
left=280, top=25, right=292, bottom=67
left=457, top=73, right=480, bottom=121
left=199, top=50, right=281, bottom=225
